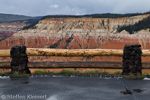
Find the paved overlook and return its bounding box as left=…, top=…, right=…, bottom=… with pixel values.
left=0, top=14, right=150, bottom=100
left=0, top=77, right=150, bottom=100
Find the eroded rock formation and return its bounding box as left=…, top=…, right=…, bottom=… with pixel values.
left=0, top=14, right=150, bottom=62
left=0, top=23, right=26, bottom=42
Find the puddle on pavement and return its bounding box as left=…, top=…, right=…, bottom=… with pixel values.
left=9, top=77, right=31, bottom=84
left=120, top=91, right=132, bottom=95
left=47, top=96, right=57, bottom=100
left=22, top=81, right=31, bottom=84
left=132, top=89, right=147, bottom=93
left=20, top=78, right=31, bottom=84
left=120, top=88, right=146, bottom=95
left=120, top=89, right=132, bottom=95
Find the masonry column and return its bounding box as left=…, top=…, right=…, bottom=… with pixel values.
left=10, top=45, right=31, bottom=74
left=122, top=45, right=142, bottom=75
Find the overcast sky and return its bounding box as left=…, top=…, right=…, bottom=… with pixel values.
left=0, top=0, right=150, bottom=16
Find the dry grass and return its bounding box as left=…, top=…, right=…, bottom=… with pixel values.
left=0, top=70, right=11, bottom=75
left=31, top=69, right=122, bottom=75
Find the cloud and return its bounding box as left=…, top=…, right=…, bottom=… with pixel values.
left=50, top=4, right=59, bottom=9
left=0, top=0, right=150, bottom=16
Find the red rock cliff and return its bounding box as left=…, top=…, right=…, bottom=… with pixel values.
left=0, top=14, right=150, bottom=62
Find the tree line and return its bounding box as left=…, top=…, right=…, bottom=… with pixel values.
left=117, top=16, right=150, bottom=34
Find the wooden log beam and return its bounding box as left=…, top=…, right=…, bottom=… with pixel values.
left=26, top=48, right=123, bottom=57
left=0, top=62, right=11, bottom=68
left=25, top=49, right=150, bottom=57
left=27, top=61, right=122, bottom=69
left=0, top=48, right=150, bottom=57
left=0, top=61, right=150, bottom=69
left=141, top=49, right=150, bottom=56
left=0, top=49, right=10, bottom=57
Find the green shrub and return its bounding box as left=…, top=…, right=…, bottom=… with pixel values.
left=83, top=74, right=88, bottom=77
left=101, top=71, right=110, bottom=75
left=0, top=70, right=11, bottom=75
left=113, top=71, right=121, bottom=75
left=122, top=73, right=145, bottom=80
left=12, top=72, right=29, bottom=78
left=12, top=72, right=18, bottom=77
left=32, top=69, right=52, bottom=74
left=83, top=70, right=101, bottom=74
left=59, top=69, right=80, bottom=75
left=30, top=69, right=123, bottom=76
left=143, top=72, right=150, bottom=75
left=19, top=74, right=30, bottom=77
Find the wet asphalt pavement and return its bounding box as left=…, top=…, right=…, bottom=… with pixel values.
left=0, top=76, right=150, bottom=100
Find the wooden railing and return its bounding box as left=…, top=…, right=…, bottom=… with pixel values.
left=0, top=48, right=123, bottom=57
left=0, top=61, right=150, bottom=69
left=0, top=48, right=150, bottom=57
left=0, top=47, right=150, bottom=69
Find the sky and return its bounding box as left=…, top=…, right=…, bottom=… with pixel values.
left=0, top=0, right=150, bottom=16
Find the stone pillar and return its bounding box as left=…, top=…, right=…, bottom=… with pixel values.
left=122, top=45, right=142, bottom=75
left=10, top=45, right=31, bottom=74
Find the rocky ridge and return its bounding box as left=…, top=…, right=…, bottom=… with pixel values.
left=0, top=23, right=26, bottom=42
left=0, top=14, right=150, bottom=62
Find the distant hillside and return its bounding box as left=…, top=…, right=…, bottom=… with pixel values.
left=42, top=12, right=150, bottom=20
left=0, top=13, right=31, bottom=22
left=0, top=13, right=42, bottom=24
left=0, top=13, right=42, bottom=42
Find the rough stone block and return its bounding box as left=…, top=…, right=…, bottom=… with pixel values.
left=10, top=45, right=31, bottom=74
left=122, top=45, right=142, bottom=75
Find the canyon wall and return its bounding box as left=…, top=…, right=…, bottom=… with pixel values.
left=0, top=23, right=26, bottom=42
left=0, top=14, right=150, bottom=62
